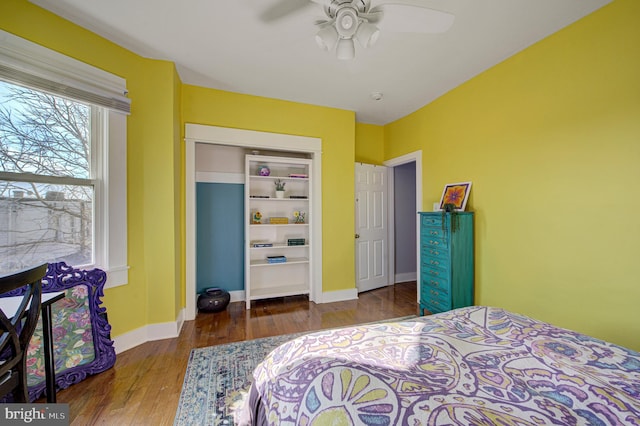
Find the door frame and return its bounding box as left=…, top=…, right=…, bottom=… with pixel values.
left=184, top=124, right=322, bottom=321
left=383, top=150, right=422, bottom=305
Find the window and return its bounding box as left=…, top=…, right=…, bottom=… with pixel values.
left=0, top=80, right=97, bottom=272
left=0, top=30, right=129, bottom=287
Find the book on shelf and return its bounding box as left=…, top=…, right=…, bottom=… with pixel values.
left=288, top=173, right=308, bottom=178
left=252, top=242, right=273, bottom=248
left=287, top=238, right=306, bottom=246
left=266, top=255, right=287, bottom=264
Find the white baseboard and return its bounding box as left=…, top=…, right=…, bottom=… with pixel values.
left=229, top=290, right=245, bottom=303
left=395, top=272, right=417, bottom=283
left=320, top=288, right=358, bottom=304
left=113, top=308, right=186, bottom=354
left=113, top=286, right=360, bottom=354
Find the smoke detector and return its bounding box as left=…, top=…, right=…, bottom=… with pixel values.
left=370, top=91, right=383, bottom=101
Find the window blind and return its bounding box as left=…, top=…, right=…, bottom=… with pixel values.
left=0, top=30, right=131, bottom=114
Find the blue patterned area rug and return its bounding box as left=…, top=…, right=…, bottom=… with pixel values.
left=173, top=316, right=416, bottom=425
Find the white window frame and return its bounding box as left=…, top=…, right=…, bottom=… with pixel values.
left=0, top=30, right=129, bottom=288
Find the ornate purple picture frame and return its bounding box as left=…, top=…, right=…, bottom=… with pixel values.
left=1, top=262, right=116, bottom=401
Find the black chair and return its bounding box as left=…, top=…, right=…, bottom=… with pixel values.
left=0, top=264, right=48, bottom=403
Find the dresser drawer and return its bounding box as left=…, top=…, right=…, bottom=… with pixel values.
left=421, top=263, right=448, bottom=280
left=421, top=297, right=452, bottom=314
left=421, top=275, right=450, bottom=292
left=421, top=236, right=447, bottom=250
left=420, top=243, right=449, bottom=263
left=421, top=255, right=447, bottom=270
left=421, top=226, right=446, bottom=238
left=421, top=215, right=442, bottom=227
left=420, top=286, right=450, bottom=303
left=421, top=245, right=448, bottom=262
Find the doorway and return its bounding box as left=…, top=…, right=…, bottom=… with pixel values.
left=392, top=162, right=417, bottom=283
left=384, top=151, right=422, bottom=306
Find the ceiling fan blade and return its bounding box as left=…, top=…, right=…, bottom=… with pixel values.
left=359, top=10, right=384, bottom=24
left=375, top=4, right=454, bottom=34
left=314, top=18, right=334, bottom=26
left=259, top=0, right=313, bottom=22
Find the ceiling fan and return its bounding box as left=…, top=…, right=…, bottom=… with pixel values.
left=260, top=0, right=455, bottom=60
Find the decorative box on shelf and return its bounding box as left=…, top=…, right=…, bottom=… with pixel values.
left=269, top=217, right=289, bottom=224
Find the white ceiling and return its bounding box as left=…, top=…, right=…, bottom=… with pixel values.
left=30, top=0, right=610, bottom=125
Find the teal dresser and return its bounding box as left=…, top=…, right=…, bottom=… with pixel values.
left=419, top=212, right=474, bottom=315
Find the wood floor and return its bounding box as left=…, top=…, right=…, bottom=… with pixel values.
left=51, top=281, right=418, bottom=425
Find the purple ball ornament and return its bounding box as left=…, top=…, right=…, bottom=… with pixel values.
left=258, top=165, right=270, bottom=176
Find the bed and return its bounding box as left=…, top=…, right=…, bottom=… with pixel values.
left=237, top=306, right=640, bottom=425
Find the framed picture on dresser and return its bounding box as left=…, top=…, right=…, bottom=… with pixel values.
left=438, top=181, right=472, bottom=211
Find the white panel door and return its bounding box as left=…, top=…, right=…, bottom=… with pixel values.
left=355, top=163, right=389, bottom=293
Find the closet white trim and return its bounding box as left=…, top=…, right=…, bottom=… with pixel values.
left=196, top=171, right=244, bottom=184
left=184, top=124, right=323, bottom=320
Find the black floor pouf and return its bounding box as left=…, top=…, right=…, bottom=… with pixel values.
left=197, top=287, right=231, bottom=313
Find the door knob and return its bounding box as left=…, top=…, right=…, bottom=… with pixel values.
left=355, top=234, right=360, bottom=239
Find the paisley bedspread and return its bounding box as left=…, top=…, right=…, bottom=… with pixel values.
left=243, top=306, right=640, bottom=425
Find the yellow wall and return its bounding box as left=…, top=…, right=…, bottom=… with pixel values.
left=182, top=86, right=356, bottom=294
left=355, top=123, right=384, bottom=164
left=0, top=0, right=183, bottom=336
left=385, top=0, right=640, bottom=350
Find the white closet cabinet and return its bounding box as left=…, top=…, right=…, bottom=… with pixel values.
left=245, top=155, right=312, bottom=309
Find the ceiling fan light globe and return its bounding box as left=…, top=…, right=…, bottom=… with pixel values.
left=336, top=38, right=355, bottom=60
left=315, top=26, right=339, bottom=51
left=356, top=22, right=380, bottom=48
left=369, top=28, right=380, bottom=46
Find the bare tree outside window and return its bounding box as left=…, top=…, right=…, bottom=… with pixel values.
left=0, top=80, right=94, bottom=274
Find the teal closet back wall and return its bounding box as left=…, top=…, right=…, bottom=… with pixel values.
left=196, top=182, right=244, bottom=294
